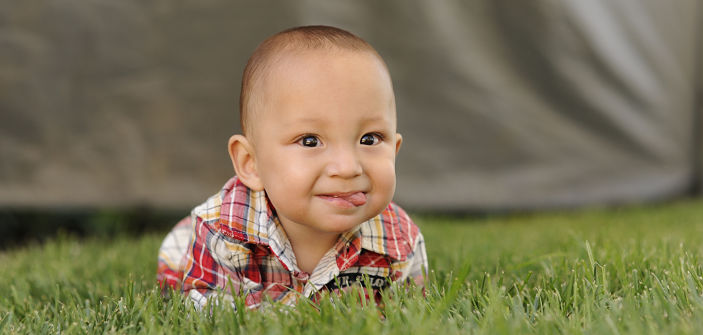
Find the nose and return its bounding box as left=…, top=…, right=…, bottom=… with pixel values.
left=326, top=145, right=363, bottom=178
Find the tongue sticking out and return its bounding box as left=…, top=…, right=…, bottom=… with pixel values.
left=335, top=192, right=367, bottom=206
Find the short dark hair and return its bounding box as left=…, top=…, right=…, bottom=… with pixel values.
left=239, top=25, right=388, bottom=136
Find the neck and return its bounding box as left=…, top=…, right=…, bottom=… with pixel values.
left=278, top=218, right=340, bottom=274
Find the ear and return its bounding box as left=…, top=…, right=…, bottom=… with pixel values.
left=394, top=133, right=403, bottom=155
left=228, top=134, right=264, bottom=191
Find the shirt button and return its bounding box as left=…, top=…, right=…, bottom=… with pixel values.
left=293, top=271, right=310, bottom=282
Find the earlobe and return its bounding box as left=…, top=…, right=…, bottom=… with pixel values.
left=228, top=134, right=264, bottom=191
left=395, top=133, right=403, bottom=155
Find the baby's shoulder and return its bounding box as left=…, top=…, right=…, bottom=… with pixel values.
left=384, top=201, right=420, bottom=236
left=358, top=202, right=421, bottom=261
left=190, top=176, right=242, bottom=224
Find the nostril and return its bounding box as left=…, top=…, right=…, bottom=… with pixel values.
left=327, top=161, right=363, bottom=178
left=326, top=149, right=363, bottom=177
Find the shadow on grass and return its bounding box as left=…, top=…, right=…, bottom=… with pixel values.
left=0, top=207, right=188, bottom=250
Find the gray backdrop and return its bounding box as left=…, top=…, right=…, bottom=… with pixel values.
left=1, top=0, right=701, bottom=211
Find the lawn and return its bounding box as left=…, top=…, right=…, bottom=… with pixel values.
left=4, top=199, right=703, bottom=334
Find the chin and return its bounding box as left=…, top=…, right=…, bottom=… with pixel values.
left=321, top=216, right=365, bottom=233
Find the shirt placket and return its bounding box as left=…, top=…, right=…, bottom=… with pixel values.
left=304, top=260, right=339, bottom=297
left=291, top=271, right=310, bottom=294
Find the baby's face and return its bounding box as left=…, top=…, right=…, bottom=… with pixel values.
left=250, top=49, right=401, bottom=237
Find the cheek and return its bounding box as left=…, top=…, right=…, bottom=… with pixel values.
left=366, top=156, right=397, bottom=194
left=258, top=150, right=319, bottom=196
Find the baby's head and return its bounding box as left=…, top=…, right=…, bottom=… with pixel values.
left=238, top=25, right=394, bottom=140
left=228, top=26, right=402, bottom=240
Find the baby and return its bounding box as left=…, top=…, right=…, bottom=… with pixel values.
left=157, top=25, right=427, bottom=309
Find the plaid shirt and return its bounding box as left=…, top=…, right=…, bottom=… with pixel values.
left=157, top=176, right=427, bottom=309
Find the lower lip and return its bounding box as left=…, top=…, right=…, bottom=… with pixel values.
left=318, top=193, right=367, bottom=209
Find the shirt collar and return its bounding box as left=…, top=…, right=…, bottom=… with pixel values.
left=211, top=177, right=414, bottom=262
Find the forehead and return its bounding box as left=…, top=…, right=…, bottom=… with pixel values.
left=252, top=49, right=396, bottom=130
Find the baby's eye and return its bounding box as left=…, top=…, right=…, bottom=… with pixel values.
left=299, top=135, right=320, bottom=147
left=360, top=133, right=382, bottom=146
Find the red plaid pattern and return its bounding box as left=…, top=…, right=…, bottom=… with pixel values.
left=157, top=176, right=427, bottom=309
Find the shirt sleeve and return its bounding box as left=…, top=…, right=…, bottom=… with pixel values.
left=406, top=231, right=429, bottom=288
left=181, top=215, right=263, bottom=310
left=157, top=216, right=195, bottom=292
left=181, top=214, right=228, bottom=309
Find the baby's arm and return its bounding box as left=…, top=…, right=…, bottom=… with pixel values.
left=181, top=216, right=237, bottom=310
left=181, top=215, right=263, bottom=310
left=181, top=215, right=220, bottom=309
left=406, top=231, right=428, bottom=288
left=157, top=216, right=194, bottom=292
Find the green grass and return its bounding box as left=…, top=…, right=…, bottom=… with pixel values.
left=4, top=199, right=703, bottom=334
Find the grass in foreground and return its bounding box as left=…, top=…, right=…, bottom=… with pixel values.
left=4, top=200, right=703, bottom=334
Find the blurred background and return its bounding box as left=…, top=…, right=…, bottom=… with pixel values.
left=1, top=0, right=701, bottom=246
